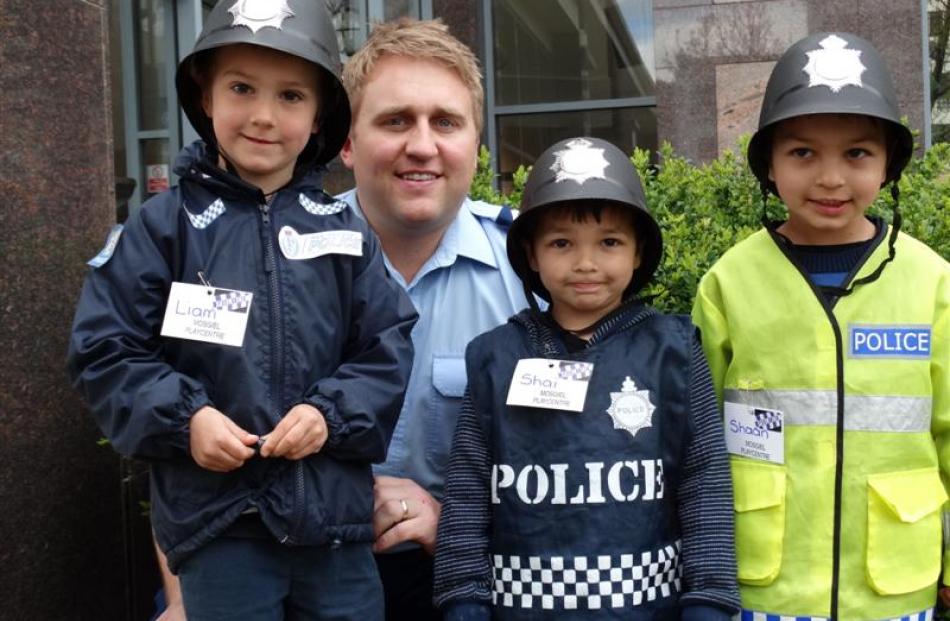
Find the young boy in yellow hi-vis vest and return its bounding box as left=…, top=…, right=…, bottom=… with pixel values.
left=692, top=32, right=950, bottom=621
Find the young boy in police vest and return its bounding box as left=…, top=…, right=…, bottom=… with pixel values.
left=433, top=137, right=740, bottom=621
left=67, top=1, right=417, bottom=619
left=691, top=32, right=950, bottom=621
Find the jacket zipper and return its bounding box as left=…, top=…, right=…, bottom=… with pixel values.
left=766, top=225, right=885, bottom=620
left=259, top=201, right=302, bottom=545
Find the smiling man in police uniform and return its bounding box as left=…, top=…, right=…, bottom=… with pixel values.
left=337, top=18, right=530, bottom=621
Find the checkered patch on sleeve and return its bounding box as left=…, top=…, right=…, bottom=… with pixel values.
left=557, top=361, right=593, bottom=381
left=491, top=542, right=681, bottom=611
left=183, top=199, right=226, bottom=229
left=212, top=289, right=252, bottom=313
left=753, top=409, right=783, bottom=432
left=299, top=193, right=348, bottom=216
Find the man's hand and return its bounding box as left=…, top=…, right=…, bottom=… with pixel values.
left=939, top=585, right=950, bottom=608
left=373, top=475, right=441, bottom=554
left=260, top=404, right=328, bottom=460
left=189, top=406, right=258, bottom=472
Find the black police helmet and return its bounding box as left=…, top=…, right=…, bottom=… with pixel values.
left=748, top=32, right=912, bottom=196
left=507, top=137, right=662, bottom=303
left=176, top=0, right=350, bottom=170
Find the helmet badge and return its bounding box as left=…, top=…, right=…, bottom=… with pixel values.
left=803, top=34, right=866, bottom=93
left=550, top=138, right=610, bottom=185
left=606, top=376, right=656, bottom=439
left=228, top=0, right=295, bottom=33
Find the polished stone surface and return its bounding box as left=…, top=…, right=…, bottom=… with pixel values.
left=655, top=0, right=925, bottom=162
left=0, top=1, right=131, bottom=618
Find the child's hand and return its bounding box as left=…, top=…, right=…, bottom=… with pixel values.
left=188, top=406, right=258, bottom=472
left=260, top=404, right=328, bottom=460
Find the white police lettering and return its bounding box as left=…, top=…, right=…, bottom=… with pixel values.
left=850, top=325, right=932, bottom=359
left=492, top=460, right=665, bottom=505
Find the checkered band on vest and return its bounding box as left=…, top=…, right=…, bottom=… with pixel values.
left=492, top=541, right=682, bottom=611
left=184, top=199, right=226, bottom=229
left=299, top=193, right=348, bottom=216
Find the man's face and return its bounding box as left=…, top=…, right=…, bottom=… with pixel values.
left=341, top=55, right=480, bottom=240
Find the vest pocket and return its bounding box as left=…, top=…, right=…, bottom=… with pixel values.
left=731, top=458, right=786, bottom=585
left=866, top=468, right=947, bottom=595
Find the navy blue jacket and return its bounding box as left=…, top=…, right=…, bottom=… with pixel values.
left=434, top=306, right=739, bottom=620
left=68, top=142, right=417, bottom=571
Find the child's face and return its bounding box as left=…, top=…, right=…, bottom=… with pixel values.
left=201, top=44, right=320, bottom=191
left=769, top=114, right=888, bottom=245
left=527, top=205, right=641, bottom=331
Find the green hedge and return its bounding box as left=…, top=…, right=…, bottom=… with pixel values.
left=471, top=141, right=950, bottom=315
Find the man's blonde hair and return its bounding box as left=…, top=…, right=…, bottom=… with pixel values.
left=343, top=18, right=484, bottom=134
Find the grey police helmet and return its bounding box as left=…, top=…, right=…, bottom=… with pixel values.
left=507, top=137, right=662, bottom=303
left=176, top=0, right=350, bottom=170
left=748, top=32, right=913, bottom=196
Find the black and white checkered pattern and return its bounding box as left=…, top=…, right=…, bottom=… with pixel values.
left=299, top=193, right=347, bottom=216
left=492, top=542, right=681, bottom=610
left=184, top=199, right=226, bottom=229
left=212, top=289, right=252, bottom=312
left=558, top=361, right=593, bottom=381
left=753, top=409, right=783, bottom=431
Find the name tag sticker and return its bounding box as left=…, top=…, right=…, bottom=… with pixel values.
left=724, top=402, right=784, bottom=464
left=161, top=282, right=253, bottom=347
left=506, top=358, right=593, bottom=413
left=279, top=226, right=362, bottom=260
left=849, top=324, right=931, bottom=359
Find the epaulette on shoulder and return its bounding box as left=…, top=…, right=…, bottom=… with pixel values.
left=468, top=200, right=515, bottom=229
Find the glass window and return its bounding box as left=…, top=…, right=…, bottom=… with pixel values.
left=141, top=139, right=170, bottom=201
left=931, top=2, right=950, bottom=143
left=135, top=0, right=169, bottom=131
left=492, top=0, right=655, bottom=106
left=497, top=107, right=656, bottom=192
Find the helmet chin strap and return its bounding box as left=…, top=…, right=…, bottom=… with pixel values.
left=767, top=181, right=903, bottom=299
left=826, top=182, right=902, bottom=298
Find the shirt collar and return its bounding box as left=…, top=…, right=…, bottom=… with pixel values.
left=338, top=190, right=499, bottom=272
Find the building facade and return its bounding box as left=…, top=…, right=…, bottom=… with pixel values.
left=110, top=0, right=932, bottom=211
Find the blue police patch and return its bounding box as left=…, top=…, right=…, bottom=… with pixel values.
left=849, top=324, right=931, bottom=359
left=87, top=225, right=124, bottom=268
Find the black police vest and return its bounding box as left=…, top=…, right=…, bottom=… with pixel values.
left=466, top=312, right=693, bottom=620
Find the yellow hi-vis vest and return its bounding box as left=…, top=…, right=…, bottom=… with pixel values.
left=692, top=226, right=950, bottom=621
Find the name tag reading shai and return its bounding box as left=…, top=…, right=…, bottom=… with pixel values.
left=161, top=282, right=253, bottom=347
left=724, top=402, right=784, bottom=464
left=278, top=226, right=362, bottom=260
left=506, top=358, right=594, bottom=412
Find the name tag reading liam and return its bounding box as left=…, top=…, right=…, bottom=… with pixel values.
left=506, top=358, right=594, bottom=412
left=724, top=402, right=784, bottom=464
left=161, top=282, right=253, bottom=347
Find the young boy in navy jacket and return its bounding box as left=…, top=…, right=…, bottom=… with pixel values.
left=67, top=1, right=416, bottom=619
left=433, top=137, right=739, bottom=621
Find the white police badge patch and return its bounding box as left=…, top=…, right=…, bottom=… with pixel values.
left=803, top=34, right=865, bottom=93
left=606, top=376, right=656, bottom=439
left=229, top=0, right=294, bottom=33
left=551, top=138, right=609, bottom=185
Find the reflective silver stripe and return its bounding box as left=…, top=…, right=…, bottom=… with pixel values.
left=724, top=389, right=932, bottom=432
left=738, top=608, right=934, bottom=621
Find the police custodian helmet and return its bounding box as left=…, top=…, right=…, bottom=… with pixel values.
left=747, top=32, right=913, bottom=196
left=507, top=137, right=663, bottom=303
left=176, top=0, right=350, bottom=169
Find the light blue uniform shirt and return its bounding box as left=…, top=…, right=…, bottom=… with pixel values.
left=338, top=189, right=530, bottom=502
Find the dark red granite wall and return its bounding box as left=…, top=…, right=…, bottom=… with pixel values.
left=0, top=1, right=131, bottom=618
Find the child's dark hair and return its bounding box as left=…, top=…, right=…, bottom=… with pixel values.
left=519, top=200, right=648, bottom=254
